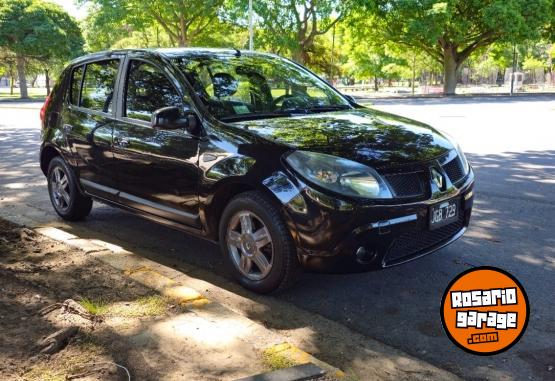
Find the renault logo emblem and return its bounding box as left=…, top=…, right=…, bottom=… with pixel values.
left=431, top=168, right=444, bottom=189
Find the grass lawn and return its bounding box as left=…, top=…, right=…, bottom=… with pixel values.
left=0, top=87, right=47, bottom=101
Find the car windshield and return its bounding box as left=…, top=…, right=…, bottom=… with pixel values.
left=172, top=52, right=351, bottom=121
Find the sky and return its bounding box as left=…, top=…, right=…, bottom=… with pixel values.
left=50, top=0, right=88, bottom=20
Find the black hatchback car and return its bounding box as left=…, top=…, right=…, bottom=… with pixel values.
left=40, top=48, right=474, bottom=293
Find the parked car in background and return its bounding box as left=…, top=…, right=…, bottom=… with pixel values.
left=40, top=48, right=474, bottom=293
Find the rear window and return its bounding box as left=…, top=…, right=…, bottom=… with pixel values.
left=69, top=65, right=84, bottom=105
left=80, top=60, right=120, bottom=113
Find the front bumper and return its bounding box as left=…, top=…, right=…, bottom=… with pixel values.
left=278, top=168, right=475, bottom=272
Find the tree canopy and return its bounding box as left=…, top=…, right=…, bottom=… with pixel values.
left=0, top=0, right=84, bottom=98
left=357, top=0, right=552, bottom=94
left=81, top=0, right=229, bottom=50
left=227, top=0, right=352, bottom=65
left=1, top=0, right=554, bottom=98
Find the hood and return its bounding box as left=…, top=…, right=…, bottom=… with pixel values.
left=231, top=108, right=454, bottom=168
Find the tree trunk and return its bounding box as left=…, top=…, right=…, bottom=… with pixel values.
left=16, top=54, right=28, bottom=99
left=9, top=68, right=14, bottom=95
left=178, top=13, right=187, bottom=47
left=443, top=46, right=460, bottom=95
left=374, top=77, right=379, bottom=92
left=412, top=55, right=416, bottom=95
left=155, top=26, right=161, bottom=46
left=45, top=69, right=51, bottom=95
left=292, top=48, right=308, bottom=65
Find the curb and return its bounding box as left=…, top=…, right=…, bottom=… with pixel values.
left=352, top=92, right=555, bottom=101
left=32, top=225, right=345, bottom=378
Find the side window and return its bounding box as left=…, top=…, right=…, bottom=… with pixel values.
left=80, top=60, right=120, bottom=113
left=125, top=61, right=182, bottom=122
left=69, top=66, right=84, bottom=105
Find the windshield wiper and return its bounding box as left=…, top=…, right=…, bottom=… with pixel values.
left=220, top=110, right=293, bottom=122
left=281, top=104, right=352, bottom=114
left=220, top=105, right=352, bottom=123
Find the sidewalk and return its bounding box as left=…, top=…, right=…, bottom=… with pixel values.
left=0, top=218, right=341, bottom=380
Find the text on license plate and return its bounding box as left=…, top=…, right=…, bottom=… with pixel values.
left=429, top=199, right=458, bottom=229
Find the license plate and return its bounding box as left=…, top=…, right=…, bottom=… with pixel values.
left=429, top=199, right=458, bottom=230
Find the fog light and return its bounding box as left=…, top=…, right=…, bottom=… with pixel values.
left=356, top=247, right=377, bottom=264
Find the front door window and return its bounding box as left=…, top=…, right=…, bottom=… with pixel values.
left=125, top=61, right=182, bottom=121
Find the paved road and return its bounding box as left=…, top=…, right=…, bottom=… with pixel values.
left=1, top=95, right=554, bottom=380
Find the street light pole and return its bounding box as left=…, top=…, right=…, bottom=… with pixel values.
left=248, top=0, right=254, bottom=51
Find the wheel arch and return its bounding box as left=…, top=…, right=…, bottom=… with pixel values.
left=40, top=145, right=61, bottom=176
left=203, top=178, right=294, bottom=241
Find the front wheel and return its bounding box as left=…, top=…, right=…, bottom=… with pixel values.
left=47, top=156, right=93, bottom=221
left=219, top=191, right=301, bottom=293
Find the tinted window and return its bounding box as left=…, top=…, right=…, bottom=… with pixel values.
left=80, top=60, right=120, bottom=113
left=69, top=66, right=84, bottom=105
left=125, top=61, right=182, bottom=121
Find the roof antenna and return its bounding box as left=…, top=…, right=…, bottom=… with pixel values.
left=233, top=48, right=241, bottom=57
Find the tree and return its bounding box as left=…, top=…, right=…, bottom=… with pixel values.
left=0, top=49, right=17, bottom=94
left=81, top=0, right=225, bottom=49
left=0, top=0, right=84, bottom=98
left=344, top=44, right=405, bottom=91
left=523, top=55, right=546, bottom=71
left=358, top=0, right=551, bottom=94
left=228, top=0, right=352, bottom=64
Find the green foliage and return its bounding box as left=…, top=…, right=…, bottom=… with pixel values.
left=522, top=55, right=546, bottom=70
left=80, top=0, right=232, bottom=49
left=0, top=0, right=84, bottom=60
left=363, top=0, right=550, bottom=51
left=226, top=0, right=353, bottom=64
left=0, top=0, right=84, bottom=97
left=356, top=0, right=551, bottom=93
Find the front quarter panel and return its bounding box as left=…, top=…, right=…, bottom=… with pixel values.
left=197, top=122, right=294, bottom=238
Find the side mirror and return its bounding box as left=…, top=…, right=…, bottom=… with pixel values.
left=151, top=106, right=200, bottom=135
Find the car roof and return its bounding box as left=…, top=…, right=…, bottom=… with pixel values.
left=68, top=48, right=277, bottom=66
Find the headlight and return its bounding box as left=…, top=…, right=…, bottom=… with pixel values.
left=285, top=151, right=392, bottom=199
left=455, top=144, right=470, bottom=175
left=441, top=130, right=470, bottom=176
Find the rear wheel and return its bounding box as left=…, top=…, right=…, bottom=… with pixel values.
left=219, top=191, right=301, bottom=293
left=47, top=156, right=92, bottom=221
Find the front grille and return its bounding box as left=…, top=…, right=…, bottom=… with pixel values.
left=384, top=172, right=425, bottom=198
left=386, top=213, right=465, bottom=265
left=442, top=156, right=465, bottom=184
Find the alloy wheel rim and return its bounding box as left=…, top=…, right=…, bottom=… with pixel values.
left=50, top=167, right=71, bottom=212
left=226, top=211, right=273, bottom=281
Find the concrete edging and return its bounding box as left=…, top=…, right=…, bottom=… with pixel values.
left=32, top=225, right=346, bottom=379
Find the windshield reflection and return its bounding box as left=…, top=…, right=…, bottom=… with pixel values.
left=172, top=52, right=350, bottom=121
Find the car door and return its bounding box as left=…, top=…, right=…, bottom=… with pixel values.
left=63, top=58, right=122, bottom=200
left=112, top=58, right=201, bottom=227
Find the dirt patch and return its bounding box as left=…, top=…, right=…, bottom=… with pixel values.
left=0, top=219, right=198, bottom=380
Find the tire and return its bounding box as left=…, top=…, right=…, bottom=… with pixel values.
left=219, top=190, right=301, bottom=293
left=47, top=156, right=93, bottom=221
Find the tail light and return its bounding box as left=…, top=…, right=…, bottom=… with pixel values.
left=40, top=94, right=51, bottom=124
